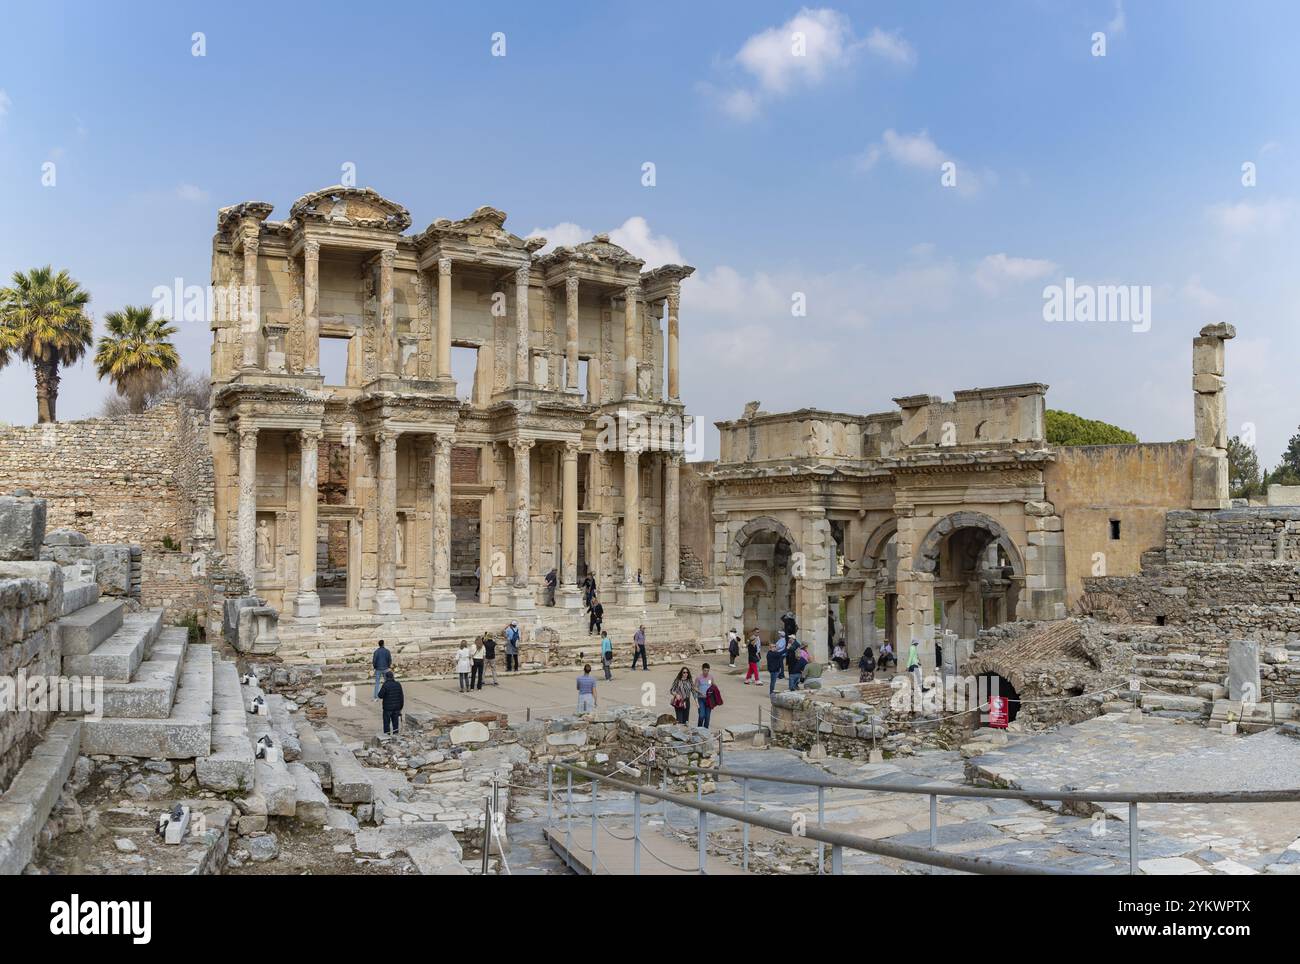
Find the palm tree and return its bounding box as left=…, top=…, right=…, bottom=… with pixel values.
left=0, top=266, right=94, bottom=422
left=94, top=305, right=181, bottom=413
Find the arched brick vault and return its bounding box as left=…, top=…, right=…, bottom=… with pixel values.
left=728, top=516, right=802, bottom=570
left=912, top=510, right=1025, bottom=578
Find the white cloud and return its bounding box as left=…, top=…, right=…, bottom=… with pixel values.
left=1207, top=198, right=1292, bottom=236
left=709, top=8, right=914, bottom=120
left=527, top=216, right=684, bottom=268
left=857, top=128, right=992, bottom=196
left=973, top=253, right=1058, bottom=294
left=175, top=183, right=209, bottom=202
left=864, top=27, right=916, bottom=66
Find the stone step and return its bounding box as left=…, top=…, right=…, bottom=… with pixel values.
left=64, top=610, right=163, bottom=682
left=59, top=579, right=101, bottom=617
left=295, top=720, right=332, bottom=790
left=0, top=718, right=81, bottom=875
left=80, top=643, right=213, bottom=758
left=241, top=680, right=296, bottom=816
left=55, top=598, right=124, bottom=658
left=196, top=655, right=255, bottom=792
left=287, top=762, right=328, bottom=826
left=265, top=695, right=302, bottom=762
left=99, top=627, right=188, bottom=718
left=317, top=726, right=374, bottom=804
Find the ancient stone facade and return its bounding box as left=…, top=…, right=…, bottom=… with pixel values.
left=208, top=186, right=697, bottom=619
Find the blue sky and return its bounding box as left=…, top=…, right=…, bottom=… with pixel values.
left=1, top=1, right=1298, bottom=462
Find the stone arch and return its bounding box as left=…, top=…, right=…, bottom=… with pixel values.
left=728, top=515, right=802, bottom=570
left=860, top=517, right=898, bottom=566
left=913, top=511, right=1024, bottom=577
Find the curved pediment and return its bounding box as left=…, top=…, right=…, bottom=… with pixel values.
left=289, top=186, right=412, bottom=232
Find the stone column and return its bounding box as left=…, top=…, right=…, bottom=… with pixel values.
left=1191, top=322, right=1236, bottom=510
left=559, top=440, right=581, bottom=608
left=666, top=283, right=680, bottom=401
left=428, top=434, right=457, bottom=616
left=510, top=438, right=536, bottom=611
left=436, top=257, right=454, bottom=392
left=241, top=235, right=261, bottom=369
left=303, top=240, right=320, bottom=374
left=515, top=265, right=531, bottom=387
left=379, top=248, right=396, bottom=378
left=620, top=446, right=645, bottom=605
left=623, top=283, right=639, bottom=399
left=374, top=429, right=401, bottom=614
left=237, top=425, right=259, bottom=584
left=663, top=453, right=681, bottom=594
left=565, top=275, right=580, bottom=391
left=294, top=429, right=322, bottom=617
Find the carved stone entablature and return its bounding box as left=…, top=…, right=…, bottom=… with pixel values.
left=353, top=391, right=463, bottom=435
left=217, top=201, right=274, bottom=236
left=485, top=404, right=589, bottom=440
left=640, top=263, right=696, bottom=301
left=535, top=233, right=654, bottom=288
left=287, top=185, right=412, bottom=233
left=415, top=205, right=535, bottom=260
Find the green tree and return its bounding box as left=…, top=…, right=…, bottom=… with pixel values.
left=1045, top=409, right=1138, bottom=446
left=1226, top=435, right=1263, bottom=499
left=1280, top=429, right=1300, bottom=479
left=94, top=306, right=180, bottom=414
left=0, top=266, right=94, bottom=422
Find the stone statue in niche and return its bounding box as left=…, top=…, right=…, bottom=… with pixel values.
left=256, top=518, right=274, bottom=570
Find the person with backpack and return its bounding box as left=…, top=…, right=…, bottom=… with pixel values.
left=695, top=663, right=719, bottom=728
left=787, top=639, right=809, bottom=691
left=669, top=667, right=693, bottom=724
left=454, top=641, right=472, bottom=693
left=503, top=621, right=520, bottom=672
left=377, top=670, right=404, bottom=736
left=744, top=631, right=761, bottom=684
left=907, top=638, right=926, bottom=692
left=600, top=630, right=614, bottom=680
left=726, top=628, right=740, bottom=667
left=858, top=645, right=877, bottom=682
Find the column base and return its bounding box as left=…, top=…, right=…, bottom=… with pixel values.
left=433, top=376, right=457, bottom=397
left=293, top=590, right=321, bottom=618
left=373, top=589, right=402, bottom=616
left=508, top=587, right=536, bottom=613
left=429, top=589, right=458, bottom=615
left=558, top=585, right=583, bottom=609
left=617, top=583, right=646, bottom=606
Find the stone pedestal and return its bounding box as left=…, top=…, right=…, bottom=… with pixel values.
left=508, top=588, right=536, bottom=613
left=618, top=583, right=646, bottom=606
left=557, top=586, right=583, bottom=609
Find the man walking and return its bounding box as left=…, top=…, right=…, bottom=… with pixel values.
left=545, top=567, right=558, bottom=607
left=631, top=624, right=648, bottom=670
left=504, top=621, right=520, bottom=672
left=377, top=669, right=404, bottom=736
left=372, top=639, right=392, bottom=700
left=600, top=630, right=614, bottom=680
left=576, top=663, right=598, bottom=715
left=589, top=596, right=604, bottom=635
left=470, top=635, right=486, bottom=690
left=483, top=632, right=499, bottom=685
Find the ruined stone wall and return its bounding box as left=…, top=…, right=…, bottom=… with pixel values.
left=0, top=404, right=193, bottom=547
left=1164, top=507, right=1300, bottom=563
left=1044, top=442, right=1194, bottom=606
left=679, top=460, right=714, bottom=587
left=0, top=561, right=62, bottom=795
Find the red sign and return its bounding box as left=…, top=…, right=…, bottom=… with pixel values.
left=988, top=696, right=1009, bottom=729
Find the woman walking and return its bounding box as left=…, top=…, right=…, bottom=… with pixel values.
left=744, top=631, right=761, bottom=684
left=669, top=667, right=693, bottom=724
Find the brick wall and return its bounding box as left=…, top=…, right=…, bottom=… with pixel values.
left=0, top=563, right=62, bottom=794
left=1164, top=507, right=1300, bottom=563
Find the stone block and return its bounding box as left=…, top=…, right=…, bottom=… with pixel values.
left=449, top=721, right=490, bottom=745
left=0, top=496, right=46, bottom=561
left=1192, top=335, right=1225, bottom=376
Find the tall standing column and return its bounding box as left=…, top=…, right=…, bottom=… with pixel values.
left=295, top=429, right=322, bottom=617
left=436, top=257, right=454, bottom=391
left=379, top=248, right=396, bottom=378
left=663, top=453, right=681, bottom=592
left=303, top=240, right=320, bottom=374
left=559, top=440, right=581, bottom=608
left=374, top=429, right=401, bottom=614
left=565, top=275, right=580, bottom=391
left=430, top=434, right=456, bottom=615
left=510, top=438, right=536, bottom=611
left=241, top=234, right=261, bottom=370
left=666, top=283, right=680, bottom=401
left=623, top=283, right=639, bottom=398
left=620, top=445, right=645, bottom=605
left=515, top=265, right=531, bottom=386
left=236, top=426, right=259, bottom=584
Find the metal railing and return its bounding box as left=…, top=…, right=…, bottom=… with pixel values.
left=545, top=761, right=1300, bottom=876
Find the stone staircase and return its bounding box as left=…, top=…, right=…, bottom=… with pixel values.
left=277, top=600, right=715, bottom=683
